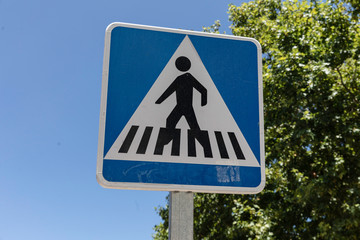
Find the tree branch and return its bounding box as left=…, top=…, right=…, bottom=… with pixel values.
left=336, top=67, right=359, bottom=104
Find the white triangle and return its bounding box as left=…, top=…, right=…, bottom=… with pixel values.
left=105, top=36, right=260, bottom=167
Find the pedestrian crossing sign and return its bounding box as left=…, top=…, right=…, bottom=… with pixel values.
left=97, top=22, right=265, bottom=194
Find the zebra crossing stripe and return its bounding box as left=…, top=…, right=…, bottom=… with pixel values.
left=118, top=125, right=246, bottom=160
left=136, top=126, right=153, bottom=154
left=118, top=125, right=138, bottom=153
left=214, top=131, right=229, bottom=159
left=228, top=132, right=245, bottom=160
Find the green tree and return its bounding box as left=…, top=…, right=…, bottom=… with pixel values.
left=154, top=0, right=360, bottom=239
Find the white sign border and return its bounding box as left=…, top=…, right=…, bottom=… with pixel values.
left=96, top=22, right=265, bottom=194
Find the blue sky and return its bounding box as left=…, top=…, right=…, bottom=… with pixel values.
left=0, top=0, right=246, bottom=239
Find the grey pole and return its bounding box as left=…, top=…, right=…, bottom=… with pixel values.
left=168, top=191, right=194, bottom=240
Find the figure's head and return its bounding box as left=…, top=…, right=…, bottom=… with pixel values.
left=175, top=56, right=191, bottom=72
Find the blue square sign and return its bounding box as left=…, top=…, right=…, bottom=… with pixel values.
left=97, top=22, right=265, bottom=194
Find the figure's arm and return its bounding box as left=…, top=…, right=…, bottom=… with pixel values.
left=191, top=75, right=207, bottom=106
left=155, top=80, right=177, bottom=104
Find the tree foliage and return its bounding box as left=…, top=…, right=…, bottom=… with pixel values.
left=154, top=0, right=360, bottom=239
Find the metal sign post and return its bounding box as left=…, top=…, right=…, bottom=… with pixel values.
left=169, top=191, right=194, bottom=240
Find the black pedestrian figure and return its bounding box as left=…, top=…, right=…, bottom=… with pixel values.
left=155, top=56, right=207, bottom=130
left=154, top=56, right=212, bottom=158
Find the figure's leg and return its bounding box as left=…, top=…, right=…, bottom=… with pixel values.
left=166, top=105, right=183, bottom=129
left=154, top=127, right=180, bottom=156
left=184, top=107, right=200, bottom=130
left=187, top=129, right=213, bottom=158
